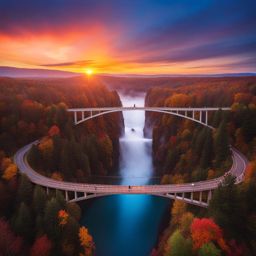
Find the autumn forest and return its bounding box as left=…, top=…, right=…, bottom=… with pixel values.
left=0, top=75, right=255, bottom=255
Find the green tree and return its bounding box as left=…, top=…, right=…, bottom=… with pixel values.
left=98, top=134, right=113, bottom=170
left=194, top=128, right=207, bottom=161
left=44, top=198, right=61, bottom=240
left=12, top=202, right=33, bottom=240
left=86, top=134, right=99, bottom=173
left=17, top=174, right=33, bottom=204
left=198, top=242, right=221, bottom=256
left=69, top=138, right=80, bottom=171
left=35, top=214, right=44, bottom=235
left=212, top=109, right=223, bottom=128
left=63, top=216, right=80, bottom=244
left=60, top=141, right=71, bottom=179
left=66, top=202, right=81, bottom=221
left=28, top=144, right=41, bottom=168
left=56, top=190, right=66, bottom=209
left=209, top=175, right=245, bottom=240
left=241, top=109, right=256, bottom=143
left=46, top=104, right=57, bottom=127
left=56, top=103, right=68, bottom=129
left=165, top=230, right=192, bottom=256
left=52, top=135, right=62, bottom=170
left=215, top=120, right=229, bottom=167
left=164, top=149, right=179, bottom=173
left=200, top=129, right=213, bottom=169
left=33, top=185, right=47, bottom=215
left=80, top=153, right=91, bottom=176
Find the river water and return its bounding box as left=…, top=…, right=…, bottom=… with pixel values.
left=80, top=93, right=170, bottom=256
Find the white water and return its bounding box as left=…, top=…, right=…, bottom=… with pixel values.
left=119, top=93, right=153, bottom=185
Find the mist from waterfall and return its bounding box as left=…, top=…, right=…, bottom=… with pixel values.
left=118, top=93, right=153, bottom=185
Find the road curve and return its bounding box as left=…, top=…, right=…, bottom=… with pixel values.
left=14, top=140, right=248, bottom=195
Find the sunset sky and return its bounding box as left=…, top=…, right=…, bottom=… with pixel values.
left=0, top=0, right=255, bottom=75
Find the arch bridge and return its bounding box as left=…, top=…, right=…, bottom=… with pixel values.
left=14, top=106, right=248, bottom=208
left=67, top=107, right=231, bottom=128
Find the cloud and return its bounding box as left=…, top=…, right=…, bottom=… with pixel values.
left=0, top=0, right=255, bottom=74
left=40, top=60, right=94, bottom=67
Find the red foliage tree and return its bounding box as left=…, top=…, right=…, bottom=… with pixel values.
left=0, top=218, right=23, bottom=255
left=169, top=136, right=177, bottom=145
left=30, top=235, right=52, bottom=256
left=227, top=240, right=244, bottom=256
left=234, top=93, right=252, bottom=105
left=191, top=218, right=229, bottom=252
left=48, top=125, right=60, bottom=137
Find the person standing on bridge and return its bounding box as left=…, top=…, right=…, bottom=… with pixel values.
left=133, top=104, right=136, bottom=108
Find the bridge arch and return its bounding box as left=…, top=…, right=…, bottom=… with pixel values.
left=67, top=107, right=231, bottom=128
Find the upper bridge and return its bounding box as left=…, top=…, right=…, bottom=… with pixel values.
left=67, top=107, right=231, bottom=127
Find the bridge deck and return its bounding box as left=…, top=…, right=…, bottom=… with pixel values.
left=14, top=142, right=247, bottom=195
left=68, top=107, right=231, bottom=112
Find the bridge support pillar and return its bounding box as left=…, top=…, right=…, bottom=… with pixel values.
left=81, top=111, right=85, bottom=121
left=46, top=187, right=49, bottom=195
left=199, top=111, right=202, bottom=122
left=84, top=192, right=87, bottom=198
left=205, top=111, right=208, bottom=125
left=65, top=190, right=69, bottom=201
left=192, top=110, right=195, bottom=119
left=207, top=190, right=212, bottom=204
left=190, top=192, right=194, bottom=202
left=74, top=111, right=77, bottom=124
left=74, top=191, right=77, bottom=200
left=199, top=191, right=202, bottom=203
left=182, top=192, right=184, bottom=200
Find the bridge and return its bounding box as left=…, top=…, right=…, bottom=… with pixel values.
left=67, top=107, right=231, bottom=127
left=13, top=106, right=248, bottom=208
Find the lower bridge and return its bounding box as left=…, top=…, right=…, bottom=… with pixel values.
left=14, top=141, right=248, bottom=208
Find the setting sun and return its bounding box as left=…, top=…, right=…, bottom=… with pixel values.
left=85, top=68, right=94, bottom=76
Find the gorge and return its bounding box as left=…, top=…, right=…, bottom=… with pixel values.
left=80, top=92, right=170, bottom=256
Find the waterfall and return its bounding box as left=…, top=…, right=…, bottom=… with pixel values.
left=119, top=93, right=153, bottom=185
left=81, top=92, right=169, bottom=256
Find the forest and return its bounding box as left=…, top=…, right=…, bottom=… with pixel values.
left=0, top=75, right=256, bottom=255
left=0, top=76, right=124, bottom=181
left=0, top=76, right=123, bottom=255
left=146, top=76, right=256, bottom=256
left=144, top=76, right=256, bottom=183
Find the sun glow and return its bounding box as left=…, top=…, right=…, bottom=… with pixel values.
left=85, top=68, right=94, bottom=76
